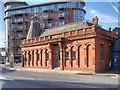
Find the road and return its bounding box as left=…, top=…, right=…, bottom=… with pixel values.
left=0, top=64, right=119, bottom=89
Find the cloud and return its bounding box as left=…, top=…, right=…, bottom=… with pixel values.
left=107, top=0, right=119, bottom=14
left=89, top=10, right=118, bottom=24
left=111, top=5, right=119, bottom=13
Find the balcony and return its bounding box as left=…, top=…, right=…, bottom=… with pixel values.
left=17, top=27, right=24, bottom=31
left=12, top=21, right=21, bottom=24
left=44, top=9, right=53, bottom=12
left=4, top=16, right=11, bottom=20
left=59, top=15, right=65, bottom=19
left=19, top=36, right=26, bottom=39
left=48, top=17, right=52, bottom=20
left=10, top=27, right=27, bottom=33
left=12, top=20, right=27, bottom=24
left=12, top=13, right=28, bottom=16
left=44, top=16, right=52, bottom=21
left=59, top=8, right=65, bottom=10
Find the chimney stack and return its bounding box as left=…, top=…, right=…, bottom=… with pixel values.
left=109, top=27, right=111, bottom=32
left=92, top=16, right=98, bottom=25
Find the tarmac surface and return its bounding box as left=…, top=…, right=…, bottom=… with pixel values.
left=3, top=63, right=119, bottom=77
left=0, top=63, right=119, bottom=89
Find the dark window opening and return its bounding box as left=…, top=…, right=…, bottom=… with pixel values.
left=65, top=51, right=69, bottom=60
left=29, top=52, right=31, bottom=61
left=45, top=50, right=49, bottom=61
left=37, top=51, right=40, bottom=61
left=86, top=47, right=89, bottom=67
left=100, top=44, right=104, bottom=60
left=72, top=48, right=76, bottom=60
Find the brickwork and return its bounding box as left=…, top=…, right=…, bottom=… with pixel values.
left=21, top=25, right=117, bottom=73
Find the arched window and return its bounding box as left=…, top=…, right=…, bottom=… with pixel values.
left=86, top=46, right=89, bottom=67
left=36, top=50, right=40, bottom=61
left=45, top=50, right=49, bottom=61
left=71, top=47, right=76, bottom=60
left=29, top=51, right=31, bottom=61
left=65, top=49, right=69, bottom=60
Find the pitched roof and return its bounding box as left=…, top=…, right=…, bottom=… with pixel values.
left=40, top=21, right=90, bottom=37
left=113, top=27, right=120, bottom=31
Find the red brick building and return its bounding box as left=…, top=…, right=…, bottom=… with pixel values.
left=21, top=17, right=117, bottom=73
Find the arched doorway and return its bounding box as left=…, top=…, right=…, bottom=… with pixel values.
left=78, top=45, right=85, bottom=68
left=86, top=44, right=95, bottom=69
left=53, top=44, right=60, bottom=68
left=71, top=46, right=76, bottom=67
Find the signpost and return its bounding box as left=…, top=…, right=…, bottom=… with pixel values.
left=10, top=52, right=14, bottom=68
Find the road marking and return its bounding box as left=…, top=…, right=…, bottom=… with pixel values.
left=0, top=75, right=35, bottom=81
left=63, top=82, right=101, bottom=88
left=0, top=75, right=14, bottom=80
left=79, top=84, right=101, bottom=88
left=0, top=76, right=7, bottom=80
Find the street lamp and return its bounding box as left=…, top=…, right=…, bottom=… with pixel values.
left=10, top=52, right=14, bottom=68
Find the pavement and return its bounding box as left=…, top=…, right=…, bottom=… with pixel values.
left=2, top=63, right=119, bottom=78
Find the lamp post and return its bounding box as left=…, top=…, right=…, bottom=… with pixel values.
left=10, top=52, right=14, bottom=68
